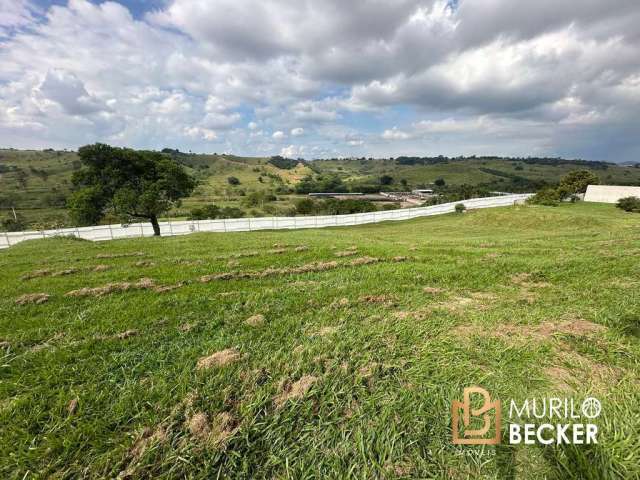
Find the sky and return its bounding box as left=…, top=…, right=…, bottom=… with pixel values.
left=0, top=0, right=639, bottom=162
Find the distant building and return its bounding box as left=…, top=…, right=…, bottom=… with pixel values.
left=411, top=189, right=434, bottom=195
left=584, top=185, right=640, bottom=203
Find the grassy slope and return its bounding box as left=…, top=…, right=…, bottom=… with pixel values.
left=3, top=148, right=640, bottom=228
left=1, top=203, right=639, bottom=478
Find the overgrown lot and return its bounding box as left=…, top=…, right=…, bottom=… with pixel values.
left=1, top=203, right=639, bottom=478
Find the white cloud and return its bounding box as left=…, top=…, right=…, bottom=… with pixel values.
left=382, top=127, right=411, bottom=140
left=291, top=127, right=304, bottom=136
left=272, top=130, right=285, bottom=140
left=281, top=144, right=304, bottom=157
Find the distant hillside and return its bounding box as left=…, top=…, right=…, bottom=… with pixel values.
left=1, top=148, right=639, bottom=229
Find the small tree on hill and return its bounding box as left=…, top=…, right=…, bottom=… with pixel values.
left=68, top=144, right=196, bottom=236
left=558, top=170, right=599, bottom=197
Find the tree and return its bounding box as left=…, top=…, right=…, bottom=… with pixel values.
left=68, top=144, right=196, bottom=236
left=558, top=170, right=599, bottom=196
left=379, top=174, right=393, bottom=185
left=434, top=178, right=446, bottom=187
left=227, top=176, right=241, bottom=185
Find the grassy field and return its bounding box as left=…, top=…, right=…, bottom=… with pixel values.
left=1, top=203, right=639, bottom=478
left=3, top=148, right=640, bottom=229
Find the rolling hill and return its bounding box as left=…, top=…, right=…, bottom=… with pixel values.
left=2, top=148, right=640, bottom=229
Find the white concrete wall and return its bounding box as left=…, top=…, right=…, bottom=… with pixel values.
left=584, top=185, right=640, bottom=203
left=0, top=194, right=532, bottom=249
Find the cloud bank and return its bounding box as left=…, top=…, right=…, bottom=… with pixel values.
left=0, top=0, right=639, bottom=161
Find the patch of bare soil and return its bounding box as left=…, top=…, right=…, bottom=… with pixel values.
left=452, top=318, right=606, bottom=344
left=313, top=326, right=338, bottom=337
left=67, top=398, right=79, bottom=415
left=510, top=273, right=552, bottom=288
left=274, top=375, right=318, bottom=408
left=335, top=250, right=357, bottom=257
left=20, top=269, right=52, bottom=280
left=128, top=426, right=168, bottom=461
left=115, top=330, right=138, bottom=340
left=360, top=294, right=397, bottom=306
left=330, top=297, right=350, bottom=309
left=392, top=256, right=408, bottom=262
left=423, top=286, right=444, bottom=294
left=294, top=245, right=309, bottom=252
left=245, top=314, right=265, bottom=326
left=93, top=264, right=112, bottom=272
left=66, top=278, right=182, bottom=297
left=349, top=256, right=380, bottom=266
left=134, top=260, right=155, bottom=267
left=96, top=252, right=145, bottom=259
left=268, top=248, right=287, bottom=255
left=179, top=323, right=196, bottom=332
left=196, top=348, right=241, bottom=370
left=15, top=293, right=50, bottom=305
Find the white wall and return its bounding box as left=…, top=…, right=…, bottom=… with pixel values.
left=0, top=194, right=532, bottom=249
left=584, top=185, right=640, bottom=203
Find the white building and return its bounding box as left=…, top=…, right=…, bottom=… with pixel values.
left=584, top=185, right=640, bottom=203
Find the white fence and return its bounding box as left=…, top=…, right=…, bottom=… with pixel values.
left=0, top=194, right=532, bottom=249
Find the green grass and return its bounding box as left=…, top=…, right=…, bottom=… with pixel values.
left=1, top=203, right=639, bottom=478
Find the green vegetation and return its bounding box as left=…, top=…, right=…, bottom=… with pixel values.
left=1, top=203, right=639, bottom=478
left=3, top=148, right=640, bottom=230
left=616, top=196, right=640, bottom=213
left=68, top=144, right=195, bottom=236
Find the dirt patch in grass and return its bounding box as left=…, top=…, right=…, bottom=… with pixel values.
left=93, top=264, right=112, bottom=272
left=15, top=293, right=50, bottom=305
left=245, top=314, right=265, bottom=326
left=274, top=375, right=318, bottom=408
left=65, top=278, right=183, bottom=297
left=423, top=286, right=444, bottom=294
left=453, top=318, right=606, bottom=344
left=21, top=268, right=78, bottom=280
left=186, top=410, right=239, bottom=446
left=127, top=426, right=168, bottom=462
left=313, top=326, right=339, bottom=337
left=96, top=252, right=145, bottom=259
left=349, top=256, right=380, bottom=266
left=330, top=297, right=350, bottom=309
left=510, top=273, right=552, bottom=289
left=134, top=260, right=155, bottom=267
left=360, top=294, right=397, bottom=306
left=268, top=248, right=287, bottom=254
left=67, top=398, right=79, bottom=415
left=179, top=323, right=196, bottom=332
left=392, top=256, right=408, bottom=262
left=294, top=245, right=309, bottom=252
left=115, top=330, right=138, bottom=340
left=335, top=250, right=357, bottom=257
left=197, top=348, right=241, bottom=370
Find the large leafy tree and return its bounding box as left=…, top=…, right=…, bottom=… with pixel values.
left=68, top=144, right=196, bottom=236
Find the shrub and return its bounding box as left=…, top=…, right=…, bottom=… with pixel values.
left=455, top=203, right=466, bottom=213
left=1, top=214, right=26, bottom=232
left=189, top=204, right=221, bottom=220
left=528, top=188, right=561, bottom=206
left=227, top=176, right=241, bottom=185
left=616, top=196, right=640, bottom=213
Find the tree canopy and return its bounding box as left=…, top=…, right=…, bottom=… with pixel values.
left=68, top=144, right=196, bottom=235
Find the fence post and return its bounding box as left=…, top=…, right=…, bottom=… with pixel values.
left=4, top=231, right=9, bottom=248
left=223, top=219, right=228, bottom=232
left=168, top=221, right=174, bottom=236
left=248, top=217, right=252, bottom=232
left=108, top=224, right=114, bottom=240
left=140, top=223, right=144, bottom=238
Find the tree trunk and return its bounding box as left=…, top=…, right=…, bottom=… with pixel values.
left=150, top=215, right=161, bottom=236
